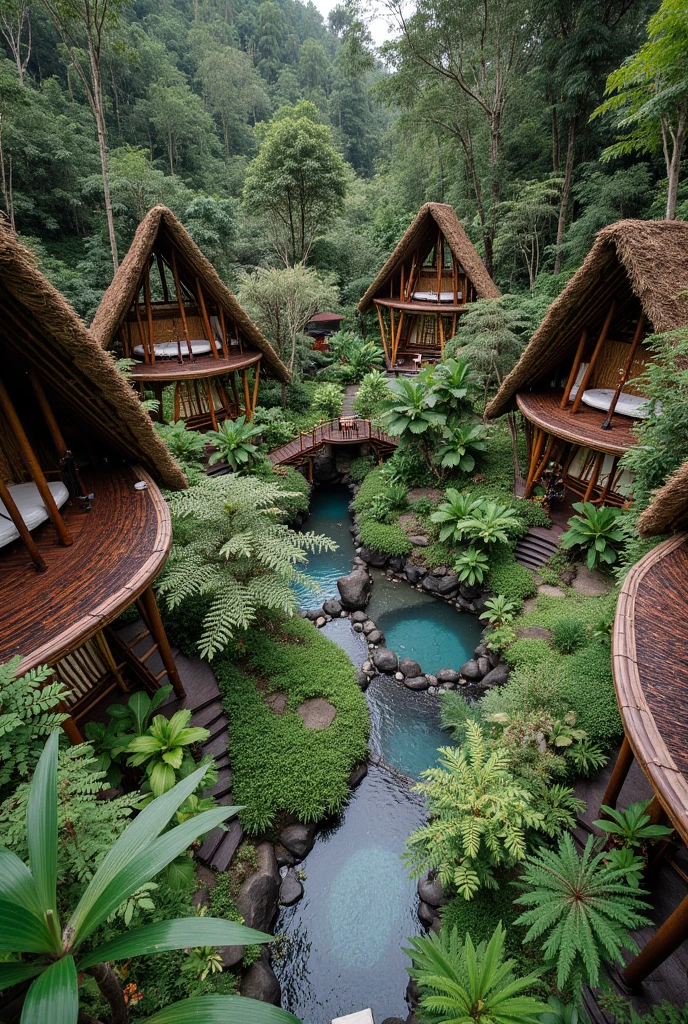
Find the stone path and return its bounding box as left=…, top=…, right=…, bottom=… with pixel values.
left=341, top=384, right=359, bottom=416
left=297, top=697, right=336, bottom=729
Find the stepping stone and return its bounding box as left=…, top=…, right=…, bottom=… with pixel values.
left=571, top=565, right=612, bottom=597
left=297, top=697, right=336, bottom=729
left=522, top=596, right=539, bottom=614
left=266, top=692, right=288, bottom=714
left=538, top=584, right=566, bottom=598
left=517, top=626, right=553, bottom=640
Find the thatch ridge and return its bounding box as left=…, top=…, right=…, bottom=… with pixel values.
left=91, top=205, right=289, bottom=383
left=0, top=224, right=186, bottom=490
left=637, top=460, right=688, bottom=537
left=486, top=219, right=688, bottom=419
left=357, top=202, right=500, bottom=312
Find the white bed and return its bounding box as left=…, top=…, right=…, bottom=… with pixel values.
left=0, top=480, right=70, bottom=548
left=132, top=339, right=213, bottom=359
left=568, top=363, right=656, bottom=418
left=411, top=290, right=460, bottom=303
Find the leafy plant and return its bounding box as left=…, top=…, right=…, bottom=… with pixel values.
left=551, top=619, right=589, bottom=654
left=515, top=833, right=652, bottom=991
left=454, top=546, right=490, bottom=585
left=127, top=709, right=210, bottom=798
left=313, top=382, right=344, bottom=419
left=435, top=423, right=488, bottom=473
left=593, top=799, right=674, bottom=852
left=329, top=333, right=384, bottom=382
left=560, top=502, right=625, bottom=569
left=431, top=489, right=484, bottom=543
left=207, top=415, right=264, bottom=472
left=0, top=732, right=296, bottom=1024
left=480, top=595, right=520, bottom=628
left=404, top=924, right=547, bottom=1024
left=353, top=369, right=391, bottom=418
left=365, top=484, right=408, bottom=523
left=378, top=376, right=446, bottom=441
left=430, top=357, right=479, bottom=418
left=458, top=501, right=523, bottom=547
left=349, top=455, right=375, bottom=482
left=155, top=421, right=207, bottom=472
left=540, top=995, right=584, bottom=1024
left=404, top=722, right=551, bottom=900
left=85, top=686, right=174, bottom=785
left=252, top=406, right=297, bottom=449
left=358, top=517, right=412, bottom=555
left=593, top=615, right=614, bottom=645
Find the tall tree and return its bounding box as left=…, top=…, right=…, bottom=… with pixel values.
left=592, top=0, right=688, bottom=219
left=39, top=0, right=131, bottom=271
left=198, top=46, right=268, bottom=155
left=0, top=0, right=31, bottom=84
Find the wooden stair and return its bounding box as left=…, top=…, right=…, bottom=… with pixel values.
left=513, top=525, right=564, bottom=570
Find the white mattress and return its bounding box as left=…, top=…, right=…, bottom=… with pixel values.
left=580, top=388, right=653, bottom=419
left=133, top=339, right=213, bottom=359
left=0, top=480, right=70, bottom=548
left=411, top=290, right=460, bottom=302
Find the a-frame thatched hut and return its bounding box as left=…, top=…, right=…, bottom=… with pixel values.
left=357, top=203, right=500, bottom=372
left=486, top=219, right=688, bottom=505
left=91, top=206, right=290, bottom=430
left=0, top=223, right=188, bottom=742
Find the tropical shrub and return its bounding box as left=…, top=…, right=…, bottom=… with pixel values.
left=155, top=420, right=207, bottom=474
left=328, top=331, right=384, bottom=382
left=0, top=733, right=293, bottom=1024
left=404, top=723, right=554, bottom=900
left=480, top=595, right=520, bottom=628
left=515, top=833, right=652, bottom=992
left=593, top=799, right=674, bottom=852
left=85, top=686, right=173, bottom=786
left=560, top=502, right=626, bottom=569
left=378, top=377, right=445, bottom=443
left=440, top=886, right=527, bottom=967
left=126, top=710, right=210, bottom=798
left=349, top=455, right=375, bottom=482
left=430, top=357, right=479, bottom=419
left=207, top=415, right=264, bottom=472
left=454, top=547, right=490, bottom=585
left=313, top=382, right=344, bottom=419
left=353, top=369, right=392, bottom=419
left=159, top=474, right=336, bottom=658
left=435, top=423, right=488, bottom=473
left=551, top=618, right=589, bottom=654
left=431, top=490, right=484, bottom=543
left=359, top=517, right=412, bottom=555
left=380, top=441, right=436, bottom=487
left=405, top=924, right=547, bottom=1024
left=458, top=501, right=523, bottom=547
left=541, top=995, right=585, bottom=1024
left=252, top=406, right=297, bottom=449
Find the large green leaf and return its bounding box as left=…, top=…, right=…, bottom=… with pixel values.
left=27, top=730, right=58, bottom=922
left=20, top=955, right=78, bottom=1024
left=0, top=962, right=45, bottom=992
left=78, top=917, right=272, bottom=970
left=0, top=898, right=55, bottom=952
left=145, top=994, right=301, bottom=1024
left=0, top=847, right=44, bottom=919
left=67, top=763, right=211, bottom=941
left=73, top=805, right=240, bottom=945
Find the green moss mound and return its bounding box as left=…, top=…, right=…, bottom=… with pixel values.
left=486, top=546, right=538, bottom=602
left=441, top=885, right=531, bottom=970
left=217, top=617, right=369, bottom=834
left=358, top=517, right=412, bottom=555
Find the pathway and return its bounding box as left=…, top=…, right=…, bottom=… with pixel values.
left=267, top=417, right=397, bottom=469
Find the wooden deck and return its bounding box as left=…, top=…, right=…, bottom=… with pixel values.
left=517, top=390, right=639, bottom=457
left=0, top=465, right=171, bottom=671
left=128, top=351, right=261, bottom=383
left=374, top=297, right=468, bottom=314
left=268, top=418, right=397, bottom=466
left=614, top=533, right=688, bottom=845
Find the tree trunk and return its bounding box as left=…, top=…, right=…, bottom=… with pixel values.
left=87, top=963, right=128, bottom=1024
left=551, top=103, right=560, bottom=173
left=554, top=117, right=576, bottom=275
left=665, top=107, right=687, bottom=220
left=88, top=44, right=118, bottom=271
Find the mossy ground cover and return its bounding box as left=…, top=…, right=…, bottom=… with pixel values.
left=217, top=616, right=369, bottom=834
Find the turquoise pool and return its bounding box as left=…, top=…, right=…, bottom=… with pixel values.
left=292, top=485, right=354, bottom=605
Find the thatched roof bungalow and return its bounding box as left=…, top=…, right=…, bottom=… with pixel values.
left=0, top=223, right=187, bottom=741
left=91, top=205, right=290, bottom=430
left=486, top=219, right=688, bottom=505
left=358, top=203, right=499, bottom=372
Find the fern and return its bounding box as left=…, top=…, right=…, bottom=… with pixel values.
left=0, top=657, right=69, bottom=799
left=515, top=833, right=652, bottom=992
left=158, top=474, right=337, bottom=658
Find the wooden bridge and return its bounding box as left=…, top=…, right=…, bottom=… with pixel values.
left=268, top=417, right=397, bottom=476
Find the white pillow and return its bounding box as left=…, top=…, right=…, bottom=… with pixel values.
left=0, top=481, right=70, bottom=548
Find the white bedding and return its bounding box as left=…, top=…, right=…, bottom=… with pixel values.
left=0, top=480, right=70, bottom=548
left=411, top=290, right=460, bottom=302
left=133, top=339, right=213, bottom=359
left=580, top=388, right=654, bottom=419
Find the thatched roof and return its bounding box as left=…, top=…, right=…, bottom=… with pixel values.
left=486, top=219, right=688, bottom=419
left=357, top=202, right=500, bottom=312
left=637, top=462, right=688, bottom=537
left=0, top=224, right=187, bottom=490
left=91, top=205, right=290, bottom=383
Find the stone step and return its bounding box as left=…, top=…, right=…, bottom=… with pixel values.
left=191, top=702, right=226, bottom=730
left=209, top=820, right=244, bottom=873
left=209, top=767, right=232, bottom=799
left=202, top=729, right=229, bottom=760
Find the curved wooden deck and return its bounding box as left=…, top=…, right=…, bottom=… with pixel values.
left=613, top=533, right=688, bottom=845
left=128, top=351, right=261, bottom=382
left=268, top=418, right=397, bottom=466
left=0, top=464, right=171, bottom=671
left=375, top=297, right=468, bottom=314
left=517, top=390, right=639, bottom=457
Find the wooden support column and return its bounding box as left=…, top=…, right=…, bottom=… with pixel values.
left=230, top=372, right=241, bottom=415
left=134, top=296, right=150, bottom=363
left=602, top=314, right=646, bottom=430
left=376, top=305, right=390, bottom=364
left=196, top=278, right=219, bottom=358
left=561, top=329, right=588, bottom=408
left=204, top=380, right=219, bottom=432
left=60, top=704, right=84, bottom=745
left=436, top=229, right=443, bottom=298
left=218, top=307, right=229, bottom=358
left=438, top=315, right=445, bottom=357
left=143, top=264, right=156, bottom=363
left=0, top=376, right=72, bottom=546
left=622, top=893, right=688, bottom=989
left=29, top=374, right=67, bottom=456
left=394, top=312, right=405, bottom=364
left=138, top=585, right=185, bottom=699
left=530, top=434, right=555, bottom=490
left=307, top=457, right=313, bottom=483
left=571, top=301, right=616, bottom=413
left=0, top=476, right=46, bottom=571
left=597, top=456, right=619, bottom=504
left=252, top=360, right=261, bottom=411
left=390, top=308, right=396, bottom=365
left=452, top=259, right=459, bottom=304
left=94, top=630, right=128, bottom=693
left=583, top=451, right=604, bottom=501
left=601, top=736, right=634, bottom=809
left=524, top=428, right=545, bottom=497
left=170, top=250, right=194, bottom=360
left=242, top=369, right=252, bottom=420
left=156, top=253, right=170, bottom=303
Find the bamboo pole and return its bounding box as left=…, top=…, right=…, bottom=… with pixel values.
left=531, top=434, right=555, bottom=489
left=438, top=315, right=445, bottom=357
left=29, top=374, right=67, bottom=456
left=252, top=360, right=261, bottom=411
left=218, top=307, right=229, bottom=358
left=156, top=253, right=170, bottom=303
left=436, top=229, right=442, bottom=298
left=601, top=736, right=634, bottom=809
left=597, top=456, right=619, bottom=504
left=602, top=314, right=646, bottom=430
left=0, top=375, right=72, bottom=546
left=230, top=372, right=240, bottom=414
left=453, top=258, right=459, bottom=304
left=622, top=893, right=688, bottom=989
left=242, top=368, right=252, bottom=419
left=394, top=311, right=405, bottom=364
left=390, top=308, right=396, bottom=364
left=134, top=296, right=150, bottom=364
left=561, top=329, right=588, bottom=408
left=196, top=278, right=219, bottom=358
left=376, top=304, right=390, bottom=364
left=204, top=379, right=218, bottom=431
left=0, top=476, right=46, bottom=570
left=524, top=428, right=545, bottom=497
left=170, top=249, right=194, bottom=361
left=583, top=451, right=604, bottom=501
left=138, top=585, right=185, bottom=699
left=143, top=264, right=156, bottom=364
left=94, top=630, right=128, bottom=693
left=571, top=300, right=616, bottom=413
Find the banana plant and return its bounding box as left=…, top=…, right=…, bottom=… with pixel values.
left=0, top=731, right=299, bottom=1024
left=127, top=709, right=209, bottom=798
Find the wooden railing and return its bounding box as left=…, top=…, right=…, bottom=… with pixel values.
left=268, top=417, right=397, bottom=465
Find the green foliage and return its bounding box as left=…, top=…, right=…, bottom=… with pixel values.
left=0, top=658, right=68, bottom=800
left=551, top=618, right=589, bottom=654
left=593, top=799, right=674, bottom=852
left=352, top=466, right=388, bottom=510
left=217, top=617, right=369, bottom=832
left=486, top=546, right=538, bottom=602
left=207, top=416, right=264, bottom=473
left=0, top=733, right=290, bottom=1024
left=404, top=924, right=547, bottom=1024
left=560, top=502, right=625, bottom=569
left=515, top=833, right=652, bottom=992
left=365, top=484, right=408, bottom=523
left=435, top=423, right=488, bottom=474
left=429, top=358, right=479, bottom=420
left=431, top=490, right=484, bottom=543
left=480, top=595, right=520, bottom=628
left=440, top=887, right=526, bottom=967
left=353, top=369, right=392, bottom=419
left=359, top=517, right=412, bottom=555
left=378, top=376, right=445, bottom=441
left=349, top=455, right=375, bottom=482
left=84, top=685, right=173, bottom=786
left=503, top=638, right=553, bottom=668
left=454, top=546, right=490, bottom=586
left=313, top=382, right=344, bottom=419
left=155, top=422, right=207, bottom=477
left=404, top=723, right=563, bottom=900
left=327, top=332, right=384, bottom=383
left=252, top=407, right=298, bottom=450
left=127, top=710, right=210, bottom=798
left=159, top=474, right=336, bottom=658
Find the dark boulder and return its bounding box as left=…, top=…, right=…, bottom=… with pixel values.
left=473, top=642, right=489, bottom=658
left=348, top=763, right=368, bottom=789
left=305, top=608, right=322, bottom=621
left=421, top=575, right=442, bottom=595
left=389, top=556, right=405, bottom=572
left=436, top=668, right=460, bottom=684
left=460, top=659, right=483, bottom=681
left=436, top=573, right=460, bottom=596
left=362, top=620, right=377, bottom=634
left=240, top=952, right=281, bottom=1005
left=477, top=656, right=491, bottom=676
left=403, top=561, right=426, bottom=585
left=372, top=647, right=398, bottom=673
left=279, top=870, right=303, bottom=907
left=274, top=843, right=295, bottom=868
left=367, top=629, right=384, bottom=645
left=459, top=581, right=483, bottom=601
left=481, top=663, right=510, bottom=688
left=456, top=596, right=474, bottom=613
left=355, top=670, right=370, bottom=690
left=351, top=610, right=368, bottom=624
left=323, top=598, right=343, bottom=617
left=418, top=900, right=439, bottom=928
left=219, top=944, right=244, bottom=968
left=418, top=876, right=446, bottom=907
left=399, top=658, right=422, bottom=678
left=359, top=546, right=388, bottom=568
left=279, top=823, right=316, bottom=859
left=236, top=870, right=278, bottom=932
left=404, top=675, right=428, bottom=691
left=337, top=569, right=371, bottom=610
